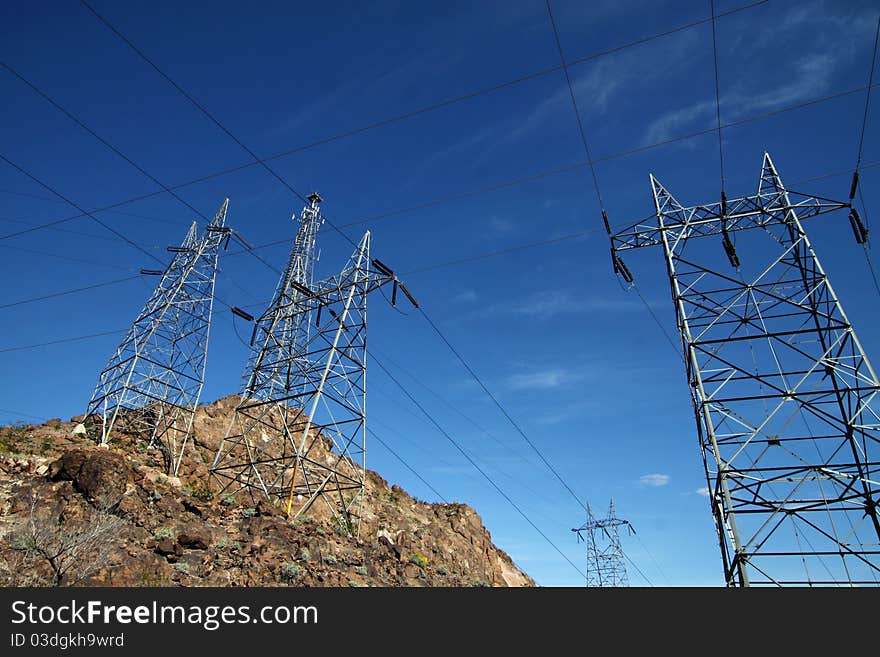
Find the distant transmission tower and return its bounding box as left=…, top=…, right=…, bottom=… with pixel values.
left=83, top=199, right=230, bottom=475
left=211, top=194, right=414, bottom=534
left=572, top=499, right=633, bottom=587
left=610, top=153, right=880, bottom=586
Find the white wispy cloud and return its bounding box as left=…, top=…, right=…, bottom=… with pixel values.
left=642, top=99, right=715, bottom=145
left=641, top=1, right=875, bottom=147
left=451, top=289, right=644, bottom=326
left=423, top=25, right=701, bottom=168
left=640, top=473, right=670, bottom=487
left=504, top=368, right=581, bottom=391
left=452, top=289, right=478, bottom=303
left=695, top=486, right=710, bottom=497
left=508, top=289, right=641, bottom=318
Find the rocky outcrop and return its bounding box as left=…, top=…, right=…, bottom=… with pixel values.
left=48, top=446, right=129, bottom=509
left=0, top=397, right=535, bottom=588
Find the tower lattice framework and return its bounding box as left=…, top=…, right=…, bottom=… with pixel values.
left=211, top=195, right=403, bottom=533
left=611, top=153, right=880, bottom=586
left=84, top=199, right=230, bottom=475
left=572, top=499, right=633, bottom=587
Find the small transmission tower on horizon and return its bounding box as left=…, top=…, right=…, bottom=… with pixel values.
left=211, top=193, right=415, bottom=534
left=610, top=153, right=880, bottom=586
left=572, top=499, right=634, bottom=587
left=83, top=199, right=231, bottom=475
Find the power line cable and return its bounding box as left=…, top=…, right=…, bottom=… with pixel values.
left=418, top=306, right=585, bottom=511
left=851, top=17, right=880, bottom=300
left=593, top=82, right=880, bottom=166
left=0, top=408, right=48, bottom=423
left=0, top=275, right=141, bottom=310
left=372, top=346, right=548, bottom=470
left=856, top=17, right=880, bottom=174
left=0, top=241, right=135, bottom=271
left=0, top=328, right=126, bottom=354
left=370, top=353, right=586, bottom=579
left=632, top=531, right=673, bottom=586
left=79, top=0, right=766, bottom=183
left=1, top=60, right=205, bottom=223
left=545, top=0, right=605, bottom=212
left=709, top=0, right=726, bottom=193
left=623, top=552, right=655, bottom=587
left=9, top=141, right=869, bottom=316
left=0, top=62, right=284, bottom=280
left=367, top=427, right=448, bottom=503
left=369, top=357, right=580, bottom=521
left=0, top=214, right=160, bottom=247
left=0, top=188, right=183, bottom=226
left=11, top=0, right=763, bottom=256
left=80, top=0, right=358, bottom=250
left=0, top=153, right=164, bottom=265
left=630, top=280, right=681, bottom=357
left=3, top=79, right=872, bottom=249
left=544, top=1, right=668, bottom=586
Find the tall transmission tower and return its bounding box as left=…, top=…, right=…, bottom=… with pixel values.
left=610, top=153, right=880, bottom=586
left=572, top=499, right=633, bottom=587
left=211, top=194, right=413, bottom=534
left=83, top=199, right=231, bottom=475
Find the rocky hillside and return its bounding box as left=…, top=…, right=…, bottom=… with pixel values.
left=0, top=396, right=533, bottom=587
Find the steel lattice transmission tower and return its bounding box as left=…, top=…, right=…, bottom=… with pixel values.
left=83, top=199, right=230, bottom=475
left=572, top=499, right=633, bottom=587
left=210, top=194, right=409, bottom=534
left=611, top=153, right=880, bottom=586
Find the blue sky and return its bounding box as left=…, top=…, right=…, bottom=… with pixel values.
left=2, top=0, right=880, bottom=586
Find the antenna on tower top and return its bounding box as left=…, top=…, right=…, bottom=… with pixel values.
left=211, top=194, right=416, bottom=535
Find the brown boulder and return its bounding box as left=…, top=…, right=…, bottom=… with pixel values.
left=49, top=447, right=129, bottom=509
left=155, top=538, right=182, bottom=557
left=178, top=526, right=211, bottom=550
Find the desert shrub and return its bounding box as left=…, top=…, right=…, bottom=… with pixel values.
left=280, top=562, right=301, bottom=582
left=1, top=496, right=123, bottom=587
left=409, top=552, right=428, bottom=569
left=153, top=527, right=174, bottom=540
left=189, top=484, right=213, bottom=502
left=323, top=554, right=337, bottom=565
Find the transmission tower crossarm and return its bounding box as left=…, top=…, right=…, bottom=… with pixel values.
left=611, top=175, right=850, bottom=251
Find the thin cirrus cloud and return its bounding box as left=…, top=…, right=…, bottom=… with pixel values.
left=509, top=289, right=643, bottom=317
left=640, top=473, right=670, bottom=487
left=452, top=289, right=478, bottom=303
left=504, top=367, right=580, bottom=391
left=453, top=289, right=644, bottom=325
left=640, top=1, right=873, bottom=146
left=641, top=53, right=838, bottom=145
left=695, top=486, right=710, bottom=497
